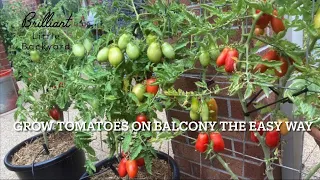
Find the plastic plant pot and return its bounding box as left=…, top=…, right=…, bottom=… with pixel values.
left=0, top=69, right=18, bottom=114
left=4, top=131, right=86, bottom=180
left=80, top=151, right=180, bottom=180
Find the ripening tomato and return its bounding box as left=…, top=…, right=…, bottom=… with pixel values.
left=199, top=51, right=210, bottom=67
left=97, top=47, right=109, bottom=62
left=118, top=34, right=131, bottom=50
left=256, top=10, right=272, bottom=29
left=146, top=34, right=157, bottom=45
left=30, top=51, right=40, bottom=62
left=274, top=56, right=289, bottom=77
left=118, top=158, right=127, bottom=177
left=265, top=129, right=280, bottom=148
left=132, top=83, right=146, bottom=102
left=126, top=42, right=140, bottom=60
left=83, top=38, right=93, bottom=53
left=210, top=132, right=225, bottom=152
left=216, top=47, right=229, bottom=67
left=126, top=160, right=138, bottom=178
left=136, top=114, right=148, bottom=125
left=278, top=118, right=289, bottom=135
left=224, top=48, right=239, bottom=73
left=49, top=107, right=61, bottom=120
left=161, top=42, right=175, bottom=59
left=72, top=44, right=86, bottom=58
left=147, top=42, right=162, bottom=63
left=195, top=133, right=209, bottom=153
left=108, top=46, right=123, bottom=67
left=271, top=10, right=285, bottom=34
left=136, top=158, right=145, bottom=166
left=207, top=98, right=218, bottom=121
left=254, top=27, right=265, bottom=36
left=146, top=78, right=159, bottom=95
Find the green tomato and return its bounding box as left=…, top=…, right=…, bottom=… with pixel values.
left=146, top=34, right=157, bottom=45
left=72, top=44, right=86, bottom=58
left=147, top=42, right=162, bottom=63
left=190, top=110, right=200, bottom=121
left=30, top=51, right=40, bottom=62
left=200, top=102, right=209, bottom=121
left=118, top=34, right=131, bottom=50
left=191, top=97, right=199, bottom=112
left=97, top=47, right=109, bottom=62
left=132, top=83, right=146, bottom=102
left=199, top=51, right=210, bottom=67
left=108, top=47, right=123, bottom=67
left=161, top=42, right=175, bottom=59
left=209, top=45, right=220, bottom=60
left=126, top=42, right=140, bottom=60
left=83, top=38, right=93, bottom=53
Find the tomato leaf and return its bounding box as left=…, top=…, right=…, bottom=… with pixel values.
left=122, top=134, right=132, bottom=152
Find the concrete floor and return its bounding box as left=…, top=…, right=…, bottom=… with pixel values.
left=0, top=83, right=319, bottom=179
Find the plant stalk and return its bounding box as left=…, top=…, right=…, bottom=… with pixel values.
left=216, top=154, right=239, bottom=180
left=305, top=162, right=320, bottom=179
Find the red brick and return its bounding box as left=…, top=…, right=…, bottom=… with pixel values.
left=180, top=172, right=200, bottom=180
left=191, top=162, right=232, bottom=179
left=214, top=97, right=229, bottom=118
left=233, top=140, right=264, bottom=161
left=173, top=155, right=192, bottom=174
left=173, top=76, right=198, bottom=91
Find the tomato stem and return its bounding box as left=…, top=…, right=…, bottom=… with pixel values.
left=216, top=154, right=239, bottom=180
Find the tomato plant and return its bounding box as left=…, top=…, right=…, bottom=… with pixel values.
left=7, top=0, right=320, bottom=179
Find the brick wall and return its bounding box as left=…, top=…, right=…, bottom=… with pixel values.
left=166, top=1, right=282, bottom=179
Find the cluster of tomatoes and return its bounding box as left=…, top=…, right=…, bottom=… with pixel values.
left=195, top=132, right=225, bottom=153
left=216, top=47, right=239, bottom=73
left=250, top=118, right=289, bottom=148
left=254, top=9, right=285, bottom=36
left=118, top=153, right=145, bottom=178
left=189, top=97, right=218, bottom=122
left=253, top=49, right=293, bottom=77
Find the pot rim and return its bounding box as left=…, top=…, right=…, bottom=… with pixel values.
left=80, top=150, right=180, bottom=180
left=4, top=131, right=78, bottom=171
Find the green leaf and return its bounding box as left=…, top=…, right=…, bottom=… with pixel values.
left=244, top=83, right=253, bottom=100
left=122, top=134, right=132, bottom=152
left=130, top=145, right=143, bottom=160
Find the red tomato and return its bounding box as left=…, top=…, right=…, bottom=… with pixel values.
left=49, top=107, right=61, bottom=120
left=251, top=121, right=264, bottom=142
left=274, top=56, right=289, bottom=77
left=224, top=49, right=239, bottom=73
left=136, top=114, right=148, bottom=125
left=271, top=10, right=285, bottom=34
left=195, top=133, right=209, bottom=153
left=118, top=158, right=127, bottom=177
left=146, top=78, right=159, bottom=95
left=265, top=129, right=280, bottom=148
left=253, top=63, right=268, bottom=73
left=263, top=49, right=279, bottom=61
left=210, top=132, right=225, bottom=152
left=256, top=10, right=272, bottom=29
left=126, top=160, right=138, bottom=178
left=136, top=158, right=145, bottom=166
left=216, top=47, right=229, bottom=67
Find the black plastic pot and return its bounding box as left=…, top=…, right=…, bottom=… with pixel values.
left=80, top=151, right=180, bottom=180
left=4, top=132, right=86, bottom=180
